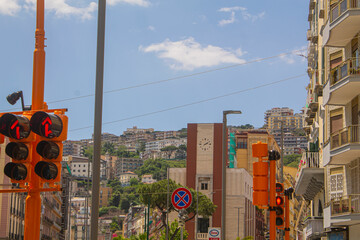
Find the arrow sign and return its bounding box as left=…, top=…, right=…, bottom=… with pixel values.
left=42, top=117, right=53, bottom=137
left=171, top=187, right=192, bottom=210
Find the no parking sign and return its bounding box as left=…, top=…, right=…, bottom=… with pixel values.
left=171, top=187, right=192, bottom=210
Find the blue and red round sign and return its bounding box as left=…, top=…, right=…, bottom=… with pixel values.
left=171, top=187, right=192, bottom=210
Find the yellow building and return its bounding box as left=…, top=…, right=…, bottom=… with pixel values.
left=235, top=129, right=280, bottom=175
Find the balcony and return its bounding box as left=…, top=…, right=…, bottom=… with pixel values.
left=325, top=125, right=360, bottom=165
left=323, top=0, right=360, bottom=47
left=304, top=217, right=325, bottom=239
left=295, top=152, right=324, bottom=201
left=330, top=195, right=360, bottom=226
left=323, top=58, right=360, bottom=105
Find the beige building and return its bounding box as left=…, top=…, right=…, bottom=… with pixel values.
left=169, top=123, right=257, bottom=240
left=296, top=0, right=360, bottom=239
left=235, top=129, right=280, bottom=175
left=119, top=171, right=138, bottom=186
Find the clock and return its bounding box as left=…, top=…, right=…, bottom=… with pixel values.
left=199, top=137, right=212, bottom=151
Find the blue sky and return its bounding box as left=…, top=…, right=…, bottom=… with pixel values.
left=0, top=0, right=309, bottom=140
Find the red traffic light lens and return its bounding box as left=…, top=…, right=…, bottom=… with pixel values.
left=30, top=112, right=63, bottom=138
left=0, top=114, right=30, bottom=140
left=276, top=196, right=284, bottom=205
left=276, top=183, right=283, bottom=193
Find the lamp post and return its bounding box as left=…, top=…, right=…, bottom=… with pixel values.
left=222, top=110, right=242, bottom=240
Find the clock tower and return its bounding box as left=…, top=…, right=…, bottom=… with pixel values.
left=186, top=123, right=224, bottom=239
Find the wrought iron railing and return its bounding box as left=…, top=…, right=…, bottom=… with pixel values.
left=330, top=58, right=360, bottom=85
left=331, top=194, right=360, bottom=215
left=197, top=233, right=208, bottom=240
left=330, top=125, right=360, bottom=149
left=331, top=0, right=360, bottom=22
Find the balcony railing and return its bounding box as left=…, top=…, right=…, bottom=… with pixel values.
left=330, top=58, right=360, bottom=86
left=330, top=125, right=360, bottom=150
left=197, top=233, right=208, bottom=240
left=331, top=0, right=360, bottom=23
left=296, top=151, right=319, bottom=181
left=331, top=194, right=360, bottom=215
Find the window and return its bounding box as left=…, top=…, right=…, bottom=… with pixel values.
left=198, top=218, right=209, bottom=233
left=237, top=138, right=247, bottom=149
left=330, top=168, right=344, bottom=200
left=83, top=170, right=86, bottom=172
left=201, top=183, right=208, bottom=190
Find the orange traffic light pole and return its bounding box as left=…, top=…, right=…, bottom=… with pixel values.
left=269, top=156, right=276, bottom=240
left=285, top=193, right=290, bottom=240
left=24, top=0, right=46, bottom=238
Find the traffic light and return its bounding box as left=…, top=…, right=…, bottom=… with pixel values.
left=252, top=142, right=268, bottom=207
left=275, top=182, right=285, bottom=228
left=0, top=113, right=34, bottom=184
left=30, top=111, right=67, bottom=185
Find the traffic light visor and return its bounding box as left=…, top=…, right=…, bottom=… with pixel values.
left=0, top=114, right=30, bottom=140
left=30, top=112, right=63, bottom=138
left=4, top=162, right=27, bottom=180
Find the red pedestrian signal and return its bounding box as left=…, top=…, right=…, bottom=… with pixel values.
left=0, top=113, right=34, bottom=184
left=30, top=111, right=67, bottom=186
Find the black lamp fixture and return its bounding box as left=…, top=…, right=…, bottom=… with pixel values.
left=6, top=91, right=31, bottom=111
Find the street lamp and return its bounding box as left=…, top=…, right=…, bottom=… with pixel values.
left=222, top=110, right=242, bottom=240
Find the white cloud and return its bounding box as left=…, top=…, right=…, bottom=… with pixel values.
left=0, top=0, right=21, bottom=16
left=107, top=0, right=150, bottom=7
left=148, top=25, right=155, bottom=31
left=218, top=6, right=265, bottom=26
left=139, top=37, right=246, bottom=71
left=24, top=0, right=97, bottom=20
left=279, top=47, right=308, bottom=64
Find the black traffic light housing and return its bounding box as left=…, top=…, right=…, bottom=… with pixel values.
left=30, top=111, right=67, bottom=186
left=0, top=113, right=34, bottom=184
left=275, top=182, right=285, bottom=228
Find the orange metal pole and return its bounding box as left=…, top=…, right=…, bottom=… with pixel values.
left=285, top=194, right=290, bottom=240
left=269, top=160, right=276, bottom=240
left=24, top=0, right=46, bottom=239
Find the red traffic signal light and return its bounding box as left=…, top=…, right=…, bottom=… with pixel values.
left=0, top=113, right=31, bottom=140
left=0, top=113, right=33, bottom=184
left=275, top=182, right=285, bottom=228
left=30, top=111, right=63, bottom=139
left=276, top=196, right=284, bottom=205
left=31, top=111, right=67, bottom=185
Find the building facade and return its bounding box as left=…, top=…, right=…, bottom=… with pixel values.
left=295, top=0, right=360, bottom=239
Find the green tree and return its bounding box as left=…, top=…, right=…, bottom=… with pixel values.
left=159, top=219, right=188, bottom=240
left=137, top=179, right=216, bottom=237
left=283, top=154, right=301, bottom=167
left=109, top=190, right=121, bottom=207
left=102, top=142, right=116, bottom=155
left=130, top=177, right=140, bottom=186
left=135, top=159, right=170, bottom=181
left=83, top=146, right=93, bottom=160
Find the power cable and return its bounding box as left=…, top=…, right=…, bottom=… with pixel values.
left=0, top=48, right=306, bottom=112
left=69, top=73, right=306, bottom=132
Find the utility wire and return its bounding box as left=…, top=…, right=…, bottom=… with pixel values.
left=70, top=73, right=306, bottom=132
left=0, top=48, right=306, bottom=112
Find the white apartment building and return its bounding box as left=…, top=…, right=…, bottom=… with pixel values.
left=145, top=138, right=187, bottom=152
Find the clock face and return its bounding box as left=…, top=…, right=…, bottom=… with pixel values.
left=199, top=137, right=212, bottom=151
